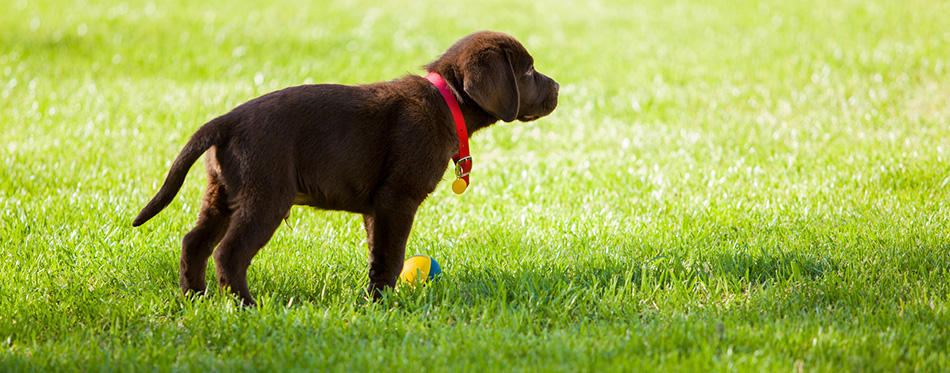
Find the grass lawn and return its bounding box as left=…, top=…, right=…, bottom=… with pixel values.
left=2, top=0, right=949, bottom=370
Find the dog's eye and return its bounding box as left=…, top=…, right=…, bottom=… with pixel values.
left=525, top=66, right=535, bottom=76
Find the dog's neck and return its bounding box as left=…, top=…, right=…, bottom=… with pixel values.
left=427, top=69, right=502, bottom=133
left=424, top=72, right=472, bottom=193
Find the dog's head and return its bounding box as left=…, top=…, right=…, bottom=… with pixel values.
left=426, top=31, right=559, bottom=123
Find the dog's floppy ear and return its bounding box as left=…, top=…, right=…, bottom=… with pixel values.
left=462, top=48, right=520, bottom=122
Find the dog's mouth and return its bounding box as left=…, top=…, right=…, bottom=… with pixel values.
left=518, top=102, right=557, bottom=122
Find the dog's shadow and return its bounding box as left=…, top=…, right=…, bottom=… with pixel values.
left=441, top=249, right=832, bottom=303
left=243, top=246, right=836, bottom=310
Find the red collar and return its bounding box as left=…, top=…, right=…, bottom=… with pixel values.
left=424, top=72, right=471, bottom=194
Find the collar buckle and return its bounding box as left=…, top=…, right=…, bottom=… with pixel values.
left=454, top=156, right=472, bottom=178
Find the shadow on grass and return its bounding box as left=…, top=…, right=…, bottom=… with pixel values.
left=244, top=243, right=838, bottom=312
left=447, top=249, right=835, bottom=301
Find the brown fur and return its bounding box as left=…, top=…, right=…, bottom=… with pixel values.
left=132, top=31, right=559, bottom=305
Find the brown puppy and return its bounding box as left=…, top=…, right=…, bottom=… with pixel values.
left=132, top=31, right=559, bottom=306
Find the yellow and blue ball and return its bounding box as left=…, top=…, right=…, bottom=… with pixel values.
left=399, top=254, right=442, bottom=284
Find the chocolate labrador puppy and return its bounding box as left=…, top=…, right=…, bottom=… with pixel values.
left=132, top=31, right=558, bottom=305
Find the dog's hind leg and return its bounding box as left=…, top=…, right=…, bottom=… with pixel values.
left=180, top=168, right=231, bottom=296
left=211, top=183, right=293, bottom=306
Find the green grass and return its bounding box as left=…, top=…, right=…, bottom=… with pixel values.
left=2, top=0, right=949, bottom=370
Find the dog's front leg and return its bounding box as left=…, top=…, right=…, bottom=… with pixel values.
left=364, top=200, right=419, bottom=300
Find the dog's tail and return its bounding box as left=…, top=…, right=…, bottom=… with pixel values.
left=132, top=115, right=234, bottom=227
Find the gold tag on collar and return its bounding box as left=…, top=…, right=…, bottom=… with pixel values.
left=452, top=178, right=468, bottom=194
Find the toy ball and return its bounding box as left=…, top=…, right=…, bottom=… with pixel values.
left=399, top=254, right=442, bottom=284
